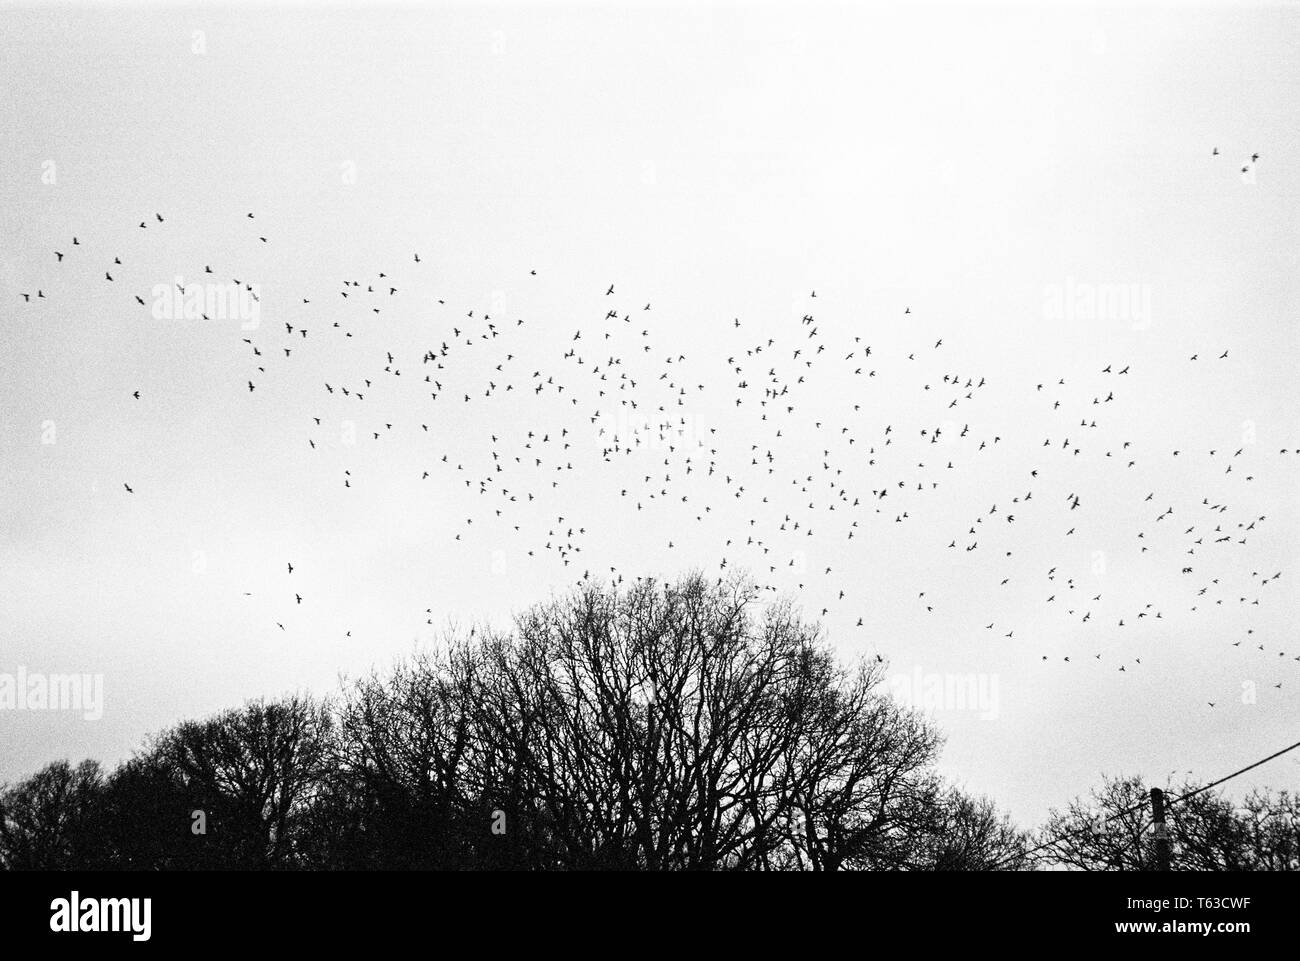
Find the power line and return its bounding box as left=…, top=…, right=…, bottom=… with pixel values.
left=993, top=738, right=1300, bottom=870
left=1168, top=739, right=1300, bottom=806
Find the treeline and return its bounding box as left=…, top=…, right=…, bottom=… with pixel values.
left=1, top=574, right=1294, bottom=870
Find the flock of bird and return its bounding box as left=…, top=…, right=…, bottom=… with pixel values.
left=1213, top=146, right=1262, bottom=176
left=11, top=147, right=1294, bottom=712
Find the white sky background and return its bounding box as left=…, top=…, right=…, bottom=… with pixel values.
left=1, top=1, right=1298, bottom=828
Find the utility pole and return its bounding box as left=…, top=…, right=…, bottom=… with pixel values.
left=1150, top=788, right=1172, bottom=871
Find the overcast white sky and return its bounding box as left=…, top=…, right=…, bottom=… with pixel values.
left=1, top=1, right=1297, bottom=828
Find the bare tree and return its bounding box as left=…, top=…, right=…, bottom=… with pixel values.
left=97, top=752, right=211, bottom=869
left=780, top=660, right=943, bottom=871
left=0, top=760, right=103, bottom=870
left=157, top=695, right=332, bottom=868
left=469, top=573, right=964, bottom=870
left=909, top=788, right=1029, bottom=870
left=329, top=648, right=483, bottom=868
left=1036, top=775, right=1300, bottom=871
left=0, top=574, right=1037, bottom=871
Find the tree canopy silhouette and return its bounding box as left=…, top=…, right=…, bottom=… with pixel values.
left=39, top=571, right=1300, bottom=871
left=1034, top=774, right=1299, bottom=871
